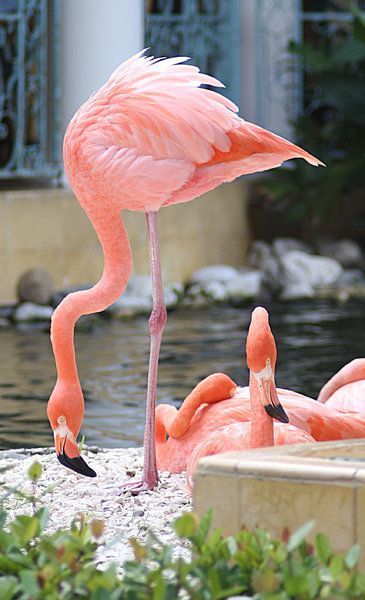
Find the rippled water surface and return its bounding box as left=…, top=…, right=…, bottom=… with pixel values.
left=0, top=300, right=364, bottom=450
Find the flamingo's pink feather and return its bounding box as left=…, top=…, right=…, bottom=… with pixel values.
left=64, top=50, right=322, bottom=213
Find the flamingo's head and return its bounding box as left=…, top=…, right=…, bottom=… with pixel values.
left=246, top=307, right=288, bottom=424
left=47, top=382, right=96, bottom=477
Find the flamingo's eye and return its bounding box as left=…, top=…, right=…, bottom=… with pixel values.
left=57, top=416, right=66, bottom=424
left=266, top=358, right=270, bottom=366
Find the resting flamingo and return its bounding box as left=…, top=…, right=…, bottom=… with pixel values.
left=318, top=359, right=365, bottom=413
left=157, top=310, right=365, bottom=474
left=186, top=307, right=315, bottom=486
left=46, top=50, right=323, bottom=492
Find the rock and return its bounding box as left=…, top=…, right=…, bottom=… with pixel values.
left=280, top=281, right=315, bottom=301
left=126, top=275, right=153, bottom=298
left=279, top=251, right=343, bottom=289
left=185, top=281, right=226, bottom=304
left=247, top=240, right=280, bottom=287
left=17, top=268, right=54, bottom=305
left=224, top=271, right=262, bottom=303
left=110, top=294, right=152, bottom=318
left=109, top=276, right=183, bottom=318
left=190, top=264, right=239, bottom=284
left=336, top=269, right=365, bottom=287
left=318, top=239, right=365, bottom=269
left=0, top=317, right=10, bottom=327
left=51, top=284, right=93, bottom=308
left=164, top=282, right=184, bottom=310
left=14, top=302, right=53, bottom=322
left=273, top=237, right=312, bottom=257
left=0, top=304, right=15, bottom=320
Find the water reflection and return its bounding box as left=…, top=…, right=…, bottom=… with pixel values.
left=0, top=300, right=364, bottom=450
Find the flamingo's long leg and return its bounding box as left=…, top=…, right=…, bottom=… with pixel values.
left=120, top=210, right=166, bottom=494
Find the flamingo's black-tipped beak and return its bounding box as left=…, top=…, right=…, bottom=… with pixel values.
left=57, top=451, right=97, bottom=477
left=263, top=377, right=289, bottom=424
left=264, top=401, right=289, bottom=424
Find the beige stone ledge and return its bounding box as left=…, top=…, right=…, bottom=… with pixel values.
left=193, top=440, right=365, bottom=568
left=0, top=181, right=249, bottom=303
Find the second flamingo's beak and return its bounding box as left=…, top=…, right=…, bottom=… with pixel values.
left=263, top=378, right=289, bottom=424
left=55, top=434, right=97, bottom=478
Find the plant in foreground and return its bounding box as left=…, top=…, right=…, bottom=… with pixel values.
left=0, top=463, right=365, bottom=598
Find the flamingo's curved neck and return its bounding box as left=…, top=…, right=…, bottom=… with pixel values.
left=50, top=205, right=132, bottom=383
left=249, top=373, right=274, bottom=448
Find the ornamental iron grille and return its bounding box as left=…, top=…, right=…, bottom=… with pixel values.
left=145, top=0, right=241, bottom=107
left=0, top=0, right=61, bottom=180
left=255, top=0, right=365, bottom=131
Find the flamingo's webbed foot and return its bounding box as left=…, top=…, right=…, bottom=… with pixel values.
left=119, top=472, right=159, bottom=495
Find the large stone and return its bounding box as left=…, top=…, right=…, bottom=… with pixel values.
left=280, top=251, right=343, bottom=289
left=280, top=281, right=315, bottom=301
left=273, top=237, right=312, bottom=257
left=17, top=268, right=54, bottom=305
left=336, top=269, right=365, bottom=287
left=318, top=239, right=365, bottom=269
left=51, top=284, right=93, bottom=307
left=224, top=271, right=262, bottom=303
left=109, top=276, right=183, bottom=317
left=14, top=302, right=53, bottom=322
left=190, top=265, right=239, bottom=284
left=184, top=281, right=225, bottom=305
left=247, top=240, right=280, bottom=288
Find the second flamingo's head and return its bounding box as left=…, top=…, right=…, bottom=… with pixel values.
left=47, top=382, right=96, bottom=477
left=246, top=307, right=289, bottom=424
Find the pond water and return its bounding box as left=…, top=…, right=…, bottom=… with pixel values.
left=0, top=299, right=364, bottom=450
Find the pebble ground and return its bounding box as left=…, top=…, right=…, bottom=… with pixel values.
left=0, top=446, right=192, bottom=568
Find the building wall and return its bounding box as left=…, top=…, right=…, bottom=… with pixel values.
left=0, top=183, right=249, bottom=303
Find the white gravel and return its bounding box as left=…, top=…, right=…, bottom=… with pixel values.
left=0, top=446, right=192, bottom=569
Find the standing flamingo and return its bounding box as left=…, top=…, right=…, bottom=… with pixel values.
left=46, top=50, right=323, bottom=492
left=157, top=312, right=365, bottom=474
left=318, top=359, right=365, bottom=413
left=186, top=307, right=315, bottom=486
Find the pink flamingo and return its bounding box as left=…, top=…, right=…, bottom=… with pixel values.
left=185, top=307, right=315, bottom=486
left=157, top=314, right=365, bottom=474
left=47, top=50, right=322, bottom=492
left=318, top=359, right=365, bottom=413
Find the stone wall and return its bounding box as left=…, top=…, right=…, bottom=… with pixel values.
left=0, top=182, right=249, bottom=303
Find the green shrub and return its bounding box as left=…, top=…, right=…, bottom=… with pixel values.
left=1, top=463, right=365, bottom=598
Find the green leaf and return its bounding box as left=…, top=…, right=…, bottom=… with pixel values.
left=354, top=572, right=365, bottom=592
left=194, top=508, right=212, bottom=547
left=329, top=553, right=344, bottom=578
left=287, top=521, right=315, bottom=552
left=252, top=568, right=280, bottom=593
left=10, top=515, right=40, bottom=546
left=34, top=507, right=49, bottom=532
left=0, top=576, right=18, bottom=600
left=27, top=461, right=43, bottom=483
left=315, top=533, right=332, bottom=565
left=345, top=543, right=361, bottom=569
left=19, top=569, right=40, bottom=596
left=330, top=38, right=365, bottom=64
left=174, top=512, right=199, bottom=538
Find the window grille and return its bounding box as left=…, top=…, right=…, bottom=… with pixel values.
left=0, top=0, right=61, bottom=181
left=145, top=0, right=240, bottom=107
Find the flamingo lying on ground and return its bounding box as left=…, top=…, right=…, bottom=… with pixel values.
left=318, top=359, right=365, bottom=413
left=157, top=311, right=365, bottom=474
left=46, top=50, right=322, bottom=492
left=186, top=307, right=315, bottom=486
